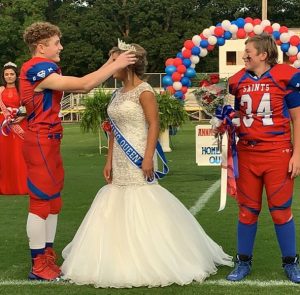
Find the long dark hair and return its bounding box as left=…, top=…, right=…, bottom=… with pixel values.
left=2, top=62, right=19, bottom=90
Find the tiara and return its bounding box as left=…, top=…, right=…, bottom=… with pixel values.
left=4, top=61, right=17, bottom=68
left=118, top=38, right=136, bottom=52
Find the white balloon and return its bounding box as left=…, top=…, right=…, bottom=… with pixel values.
left=280, top=32, right=291, bottom=43
left=192, top=35, right=201, bottom=46
left=293, top=59, right=300, bottom=68
left=297, top=52, right=300, bottom=59
left=208, top=35, right=217, bottom=45
left=229, top=24, right=238, bottom=34
left=190, top=55, right=200, bottom=64
left=272, top=23, right=280, bottom=31
left=209, top=26, right=216, bottom=34
left=244, top=23, right=254, bottom=33
left=253, top=25, right=263, bottom=35
left=260, top=19, right=271, bottom=28
left=221, top=20, right=231, bottom=31
left=203, top=28, right=212, bottom=38
left=190, top=64, right=196, bottom=68
left=173, top=81, right=182, bottom=91
left=199, top=48, right=208, bottom=57
left=288, top=45, right=298, bottom=56
left=289, top=31, right=295, bottom=36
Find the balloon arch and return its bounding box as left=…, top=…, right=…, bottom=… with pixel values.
left=162, top=17, right=300, bottom=100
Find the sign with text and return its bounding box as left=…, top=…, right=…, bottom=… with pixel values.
left=196, top=125, right=227, bottom=166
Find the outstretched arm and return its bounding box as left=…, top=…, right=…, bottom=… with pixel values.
left=35, top=51, right=136, bottom=93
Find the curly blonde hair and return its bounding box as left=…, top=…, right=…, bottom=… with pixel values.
left=23, top=22, right=62, bottom=54
left=109, top=43, right=148, bottom=78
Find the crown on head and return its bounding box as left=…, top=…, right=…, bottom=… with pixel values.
left=4, top=61, right=17, bottom=68
left=118, top=38, right=136, bottom=52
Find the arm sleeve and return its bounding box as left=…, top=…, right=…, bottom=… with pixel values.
left=26, top=61, right=60, bottom=84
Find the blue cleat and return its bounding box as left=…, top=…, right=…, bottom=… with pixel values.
left=226, top=255, right=252, bottom=281
left=283, top=256, right=300, bottom=284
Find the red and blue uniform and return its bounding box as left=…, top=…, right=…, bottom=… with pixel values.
left=20, top=57, right=63, bottom=219
left=229, top=63, right=300, bottom=258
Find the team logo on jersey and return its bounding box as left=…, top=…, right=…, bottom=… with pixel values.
left=37, top=70, right=46, bottom=78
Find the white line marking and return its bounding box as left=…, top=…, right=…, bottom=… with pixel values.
left=0, top=279, right=297, bottom=287
left=189, top=179, right=221, bottom=215
left=203, top=279, right=297, bottom=287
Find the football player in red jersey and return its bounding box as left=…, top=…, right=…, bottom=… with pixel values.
left=226, top=33, right=300, bottom=283
left=20, top=22, right=136, bottom=281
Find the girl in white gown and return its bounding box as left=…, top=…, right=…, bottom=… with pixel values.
left=61, top=43, right=233, bottom=288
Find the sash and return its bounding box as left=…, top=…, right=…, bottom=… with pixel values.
left=0, top=89, right=25, bottom=140
left=107, top=89, right=169, bottom=183
left=109, top=116, right=169, bottom=183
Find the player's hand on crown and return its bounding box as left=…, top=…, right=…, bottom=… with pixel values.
left=116, top=51, right=137, bottom=68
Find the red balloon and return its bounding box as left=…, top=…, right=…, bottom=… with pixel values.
left=253, top=18, right=261, bottom=25
left=279, top=26, right=289, bottom=33
left=248, top=31, right=256, bottom=37
left=173, top=58, right=183, bottom=66
left=172, top=72, right=182, bottom=81
left=181, top=86, right=188, bottom=94
left=290, top=35, right=300, bottom=46
left=165, top=58, right=174, bottom=66
left=166, top=86, right=175, bottom=94
left=207, top=44, right=215, bottom=51
left=289, top=55, right=298, bottom=63
left=177, top=64, right=187, bottom=74
left=237, top=28, right=247, bottom=39
left=214, top=27, right=224, bottom=37
left=182, top=49, right=192, bottom=58
left=276, top=39, right=282, bottom=45
left=245, top=17, right=253, bottom=24
left=199, top=33, right=206, bottom=40
left=264, top=26, right=273, bottom=34
left=184, top=40, right=194, bottom=50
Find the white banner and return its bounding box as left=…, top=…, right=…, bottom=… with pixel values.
left=196, top=125, right=227, bottom=166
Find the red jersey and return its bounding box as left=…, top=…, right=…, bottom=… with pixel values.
left=19, top=57, right=63, bottom=133
left=229, top=64, right=300, bottom=142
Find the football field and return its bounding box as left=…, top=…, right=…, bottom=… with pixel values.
left=1, top=123, right=300, bottom=294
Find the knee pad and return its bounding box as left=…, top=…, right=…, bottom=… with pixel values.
left=50, top=197, right=63, bottom=214
left=239, top=205, right=260, bottom=225
left=271, top=208, right=292, bottom=225
left=29, top=197, right=50, bottom=220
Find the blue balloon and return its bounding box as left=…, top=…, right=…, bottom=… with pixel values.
left=183, top=58, right=192, bottom=68
left=216, top=23, right=222, bottom=27
left=162, top=75, right=173, bottom=87
left=174, top=91, right=183, bottom=99
left=181, top=76, right=191, bottom=86
left=272, top=31, right=280, bottom=40
left=217, top=37, right=225, bottom=46
left=224, top=31, right=232, bottom=40
left=200, top=40, right=208, bottom=48
left=191, top=46, right=200, bottom=55
left=165, top=65, right=177, bottom=75
left=231, top=20, right=237, bottom=26
left=236, top=18, right=245, bottom=28
left=281, top=43, right=290, bottom=53
left=176, top=52, right=183, bottom=59
left=185, top=68, right=196, bottom=78
left=298, top=44, right=300, bottom=52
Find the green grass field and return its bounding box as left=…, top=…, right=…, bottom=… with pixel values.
left=1, top=122, right=300, bottom=294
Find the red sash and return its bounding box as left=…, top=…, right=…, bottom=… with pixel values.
left=0, top=88, right=25, bottom=140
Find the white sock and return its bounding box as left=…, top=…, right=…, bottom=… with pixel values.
left=27, top=213, right=46, bottom=249
left=45, top=214, right=58, bottom=246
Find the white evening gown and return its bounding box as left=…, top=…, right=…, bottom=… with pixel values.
left=61, top=82, right=233, bottom=288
